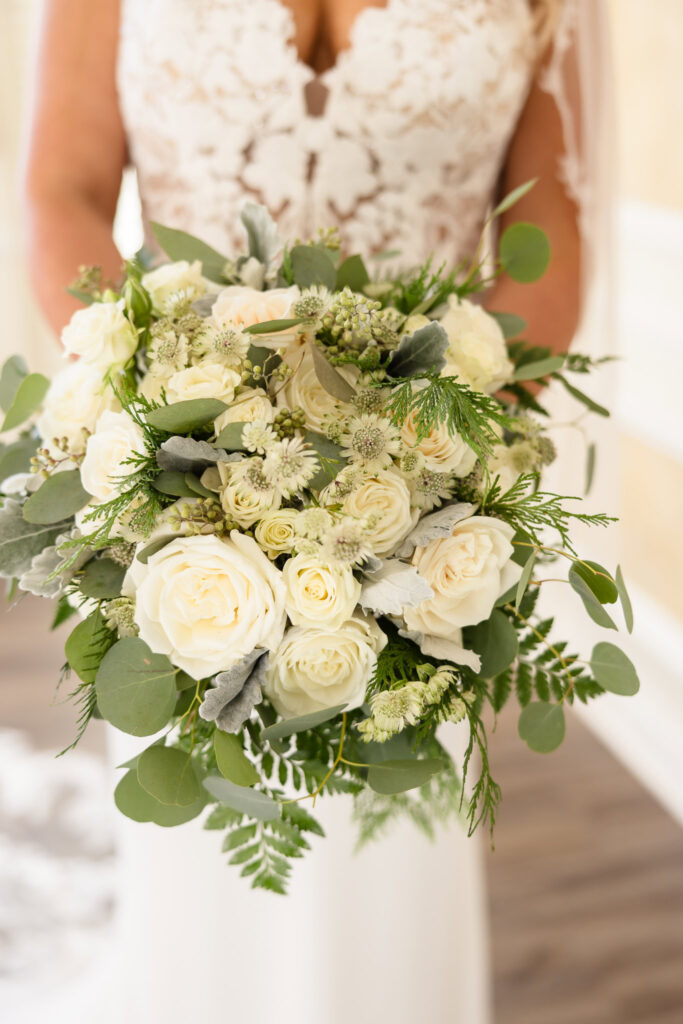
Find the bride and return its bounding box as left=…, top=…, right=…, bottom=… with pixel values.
left=22, top=1, right=609, bottom=1020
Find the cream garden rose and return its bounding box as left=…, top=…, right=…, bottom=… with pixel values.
left=254, top=509, right=299, bottom=559
left=265, top=614, right=386, bottom=718
left=333, top=468, right=419, bottom=557
left=400, top=406, right=477, bottom=476
left=214, top=387, right=275, bottom=436
left=123, top=532, right=286, bottom=679
left=142, top=259, right=208, bottom=313
left=37, top=360, right=119, bottom=457
left=218, top=462, right=281, bottom=528
left=440, top=296, right=513, bottom=394
left=282, top=553, right=361, bottom=631
left=61, top=300, right=138, bottom=371
left=164, top=360, right=241, bottom=406
left=80, top=410, right=145, bottom=502
left=278, top=351, right=356, bottom=432
left=404, top=515, right=522, bottom=635
left=212, top=285, right=299, bottom=345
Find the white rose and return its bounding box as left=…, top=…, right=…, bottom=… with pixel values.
left=265, top=614, right=386, bottom=718
left=402, top=313, right=430, bottom=334
left=37, top=360, right=119, bottom=456
left=212, top=285, right=300, bottom=346
left=404, top=515, right=522, bottom=634
left=61, top=300, right=138, bottom=371
left=138, top=371, right=171, bottom=403
left=218, top=462, right=281, bottom=528
left=440, top=296, right=513, bottom=393
left=80, top=410, right=145, bottom=502
left=214, top=388, right=275, bottom=435
left=333, top=468, right=419, bottom=557
left=165, top=361, right=241, bottom=405
left=123, top=531, right=286, bottom=679
left=142, top=259, right=208, bottom=312
left=282, top=553, right=361, bottom=631
left=254, top=509, right=299, bottom=559
left=400, top=406, right=477, bottom=476
left=279, top=351, right=356, bottom=432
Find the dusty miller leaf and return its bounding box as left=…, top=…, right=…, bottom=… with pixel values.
left=386, top=321, right=448, bottom=378
left=396, top=502, right=476, bottom=557
left=360, top=559, right=434, bottom=616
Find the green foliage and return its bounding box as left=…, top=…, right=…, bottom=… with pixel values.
left=367, top=757, right=445, bottom=795
left=95, top=638, right=177, bottom=736
left=290, top=245, right=337, bottom=289
left=214, top=730, right=259, bottom=786
left=499, top=222, right=551, bottom=283
left=115, top=769, right=206, bottom=827
left=467, top=609, right=519, bottom=678
left=381, top=257, right=459, bottom=316
left=386, top=321, right=448, bottom=377
left=146, top=398, right=228, bottom=434
left=518, top=701, right=566, bottom=753
left=150, top=222, right=230, bottom=283
left=335, top=254, right=370, bottom=291
left=137, top=745, right=201, bottom=806
left=65, top=609, right=116, bottom=684
left=590, top=642, right=640, bottom=696
left=0, top=355, right=28, bottom=411
left=1, top=372, right=50, bottom=432
left=368, top=623, right=432, bottom=695
left=78, top=557, right=126, bottom=599
left=0, top=431, right=38, bottom=481
left=22, top=470, right=91, bottom=525
left=261, top=703, right=348, bottom=743
left=0, top=498, right=67, bottom=579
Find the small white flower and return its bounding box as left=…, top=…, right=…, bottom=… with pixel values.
left=242, top=420, right=278, bottom=454
left=293, top=507, right=334, bottom=541
left=219, top=459, right=281, bottom=527
left=339, top=413, right=402, bottom=472
left=321, top=518, right=375, bottom=567
left=262, top=437, right=319, bottom=497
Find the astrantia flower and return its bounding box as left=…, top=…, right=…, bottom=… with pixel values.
left=294, top=507, right=334, bottom=541
left=219, top=459, right=281, bottom=527
left=321, top=518, right=374, bottom=567
left=410, top=468, right=455, bottom=511
left=291, top=285, right=333, bottom=324
left=242, top=420, right=278, bottom=454
left=357, top=684, right=424, bottom=742
left=262, top=437, right=319, bottom=497
left=206, top=325, right=250, bottom=368
left=339, top=413, right=402, bottom=472
left=147, top=321, right=190, bottom=373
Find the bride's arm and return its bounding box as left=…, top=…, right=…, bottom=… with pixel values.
left=485, top=48, right=582, bottom=359
left=22, top=0, right=125, bottom=334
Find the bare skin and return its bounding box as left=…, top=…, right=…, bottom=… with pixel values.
left=24, top=0, right=581, bottom=354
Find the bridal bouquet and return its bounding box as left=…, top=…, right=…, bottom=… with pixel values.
left=0, top=189, right=639, bottom=893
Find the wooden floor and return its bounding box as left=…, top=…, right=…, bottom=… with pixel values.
left=2, top=595, right=682, bottom=1023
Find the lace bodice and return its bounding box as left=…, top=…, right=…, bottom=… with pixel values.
left=117, top=0, right=538, bottom=265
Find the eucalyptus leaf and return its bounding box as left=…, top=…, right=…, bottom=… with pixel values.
left=214, top=731, right=259, bottom=787
left=584, top=442, right=596, bottom=496
left=214, top=421, right=248, bottom=451
left=512, top=356, right=566, bottom=381
left=309, top=343, right=356, bottom=402
left=150, top=222, right=229, bottom=283
left=65, top=610, right=111, bottom=684
left=146, top=398, right=227, bottom=434
left=0, top=498, right=67, bottom=579
left=489, top=312, right=527, bottom=340
left=515, top=552, right=536, bottom=611
left=0, top=434, right=38, bottom=480
left=589, top=642, right=640, bottom=696
left=262, top=703, right=348, bottom=742
left=491, top=178, right=538, bottom=219
left=304, top=430, right=345, bottom=489
left=202, top=775, right=280, bottom=821
left=240, top=202, right=281, bottom=266
left=22, top=470, right=91, bottom=525
left=95, top=638, right=177, bottom=736
left=553, top=374, right=609, bottom=417
left=78, top=557, right=126, bottom=599
left=290, top=245, right=337, bottom=289
left=136, top=536, right=174, bottom=564
left=397, top=502, right=476, bottom=557
left=1, top=373, right=50, bottom=432
left=387, top=321, right=449, bottom=378
left=359, top=560, right=434, bottom=616
left=335, top=254, right=370, bottom=291
left=367, top=758, right=445, bottom=795
left=518, top=701, right=566, bottom=753
left=0, top=355, right=28, bottom=412
left=569, top=573, right=618, bottom=630
left=157, top=436, right=230, bottom=473
left=615, top=565, right=634, bottom=634
left=152, top=470, right=198, bottom=498
left=137, top=745, right=201, bottom=806
left=468, top=609, right=519, bottom=678
left=115, top=769, right=206, bottom=827
left=568, top=560, right=618, bottom=604
left=499, top=222, right=551, bottom=283
left=243, top=318, right=305, bottom=335
left=184, top=473, right=214, bottom=498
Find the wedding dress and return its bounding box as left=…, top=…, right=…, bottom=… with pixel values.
left=100, top=3, right=608, bottom=1022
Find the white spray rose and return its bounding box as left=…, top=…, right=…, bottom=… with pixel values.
left=214, top=388, right=275, bottom=435
left=440, top=296, right=513, bottom=394
left=142, top=259, right=208, bottom=312
left=279, top=351, right=357, bottom=432
left=80, top=410, right=145, bottom=502
left=123, top=531, right=286, bottom=679
left=164, top=361, right=241, bottom=405
left=282, top=553, right=361, bottom=631
left=333, top=468, right=419, bottom=557
left=37, top=360, right=119, bottom=456
left=61, top=300, right=138, bottom=371
left=254, top=509, right=299, bottom=559
left=400, top=407, right=477, bottom=476
left=404, top=515, right=522, bottom=634
left=265, top=614, right=386, bottom=718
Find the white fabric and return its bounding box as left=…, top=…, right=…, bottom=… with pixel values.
left=111, top=3, right=610, bottom=1022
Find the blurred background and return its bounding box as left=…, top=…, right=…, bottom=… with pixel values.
left=1, top=2, right=682, bottom=1022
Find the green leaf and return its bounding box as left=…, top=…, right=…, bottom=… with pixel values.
left=115, top=769, right=206, bottom=827
left=367, top=757, right=445, bottom=795
left=51, top=595, right=78, bottom=630
left=262, top=703, right=348, bottom=742
left=214, top=731, right=259, bottom=787
left=1, top=373, right=49, bottom=432
left=512, top=356, right=566, bottom=381
left=66, top=287, right=96, bottom=306
left=222, top=824, right=258, bottom=851
left=0, top=499, right=66, bottom=579
left=515, top=553, right=536, bottom=611
left=137, top=745, right=201, bottom=806
left=489, top=312, right=527, bottom=339
left=499, top=222, right=551, bottom=283
left=468, top=609, right=519, bottom=678
left=553, top=374, right=610, bottom=417
left=584, top=442, right=596, bottom=496
left=569, top=573, right=618, bottom=630
left=568, top=560, right=618, bottom=604
left=136, top=536, right=173, bottom=564
left=150, top=222, right=229, bottom=283
left=491, top=178, right=538, bottom=219
left=184, top=473, right=214, bottom=498
left=335, top=254, right=370, bottom=291
left=243, top=318, right=305, bottom=335
left=95, top=638, right=177, bottom=736
left=214, top=421, right=247, bottom=451
left=590, top=642, right=640, bottom=696
left=22, top=470, right=91, bottom=524
left=290, top=245, right=337, bottom=289
left=202, top=775, right=280, bottom=821
left=65, top=610, right=111, bottom=684
left=309, top=343, right=356, bottom=402
left=0, top=433, right=38, bottom=480
left=615, top=565, right=634, bottom=634
left=304, top=430, right=345, bottom=490
left=0, top=355, right=28, bottom=412
left=78, top=558, right=126, bottom=599
left=146, top=398, right=227, bottom=434
left=387, top=321, right=448, bottom=378
left=518, top=701, right=566, bottom=752
left=152, top=470, right=198, bottom=498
